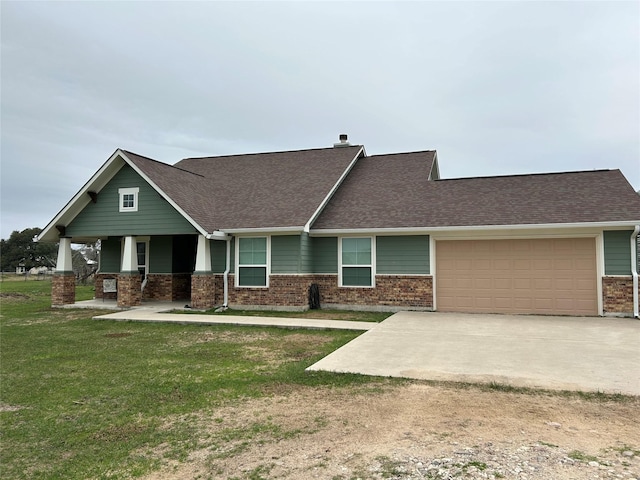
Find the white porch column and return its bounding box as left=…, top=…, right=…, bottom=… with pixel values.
left=194, top=234, right=212, bottom=273
left=121, top=236, right=138, bottom=273
left=55, top=237, right=73, bottom=273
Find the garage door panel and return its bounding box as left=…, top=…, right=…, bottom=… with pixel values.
left=436, top=238, right=597, bottom=315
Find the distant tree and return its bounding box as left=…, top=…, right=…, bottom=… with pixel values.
left=72, top=241, right=100, bottom=282
left=0, top=228, right=57, bottom=272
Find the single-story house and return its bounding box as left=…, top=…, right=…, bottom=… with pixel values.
left=38, top=135, right=640, bottom=317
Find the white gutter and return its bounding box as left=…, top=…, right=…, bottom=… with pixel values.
left=631, top=225, right=640, bottom=318
left=223, top=236, right=231, bottom=308
left=310, top=220, right=640, bottom=236
left=206, top=231, right=230, bottom=240
left=223, top=226, right=303, bottom=234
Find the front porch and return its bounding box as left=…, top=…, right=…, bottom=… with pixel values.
left=55, top=297, right=193, bottom=312
left=52, top=234, right=224, bottom=310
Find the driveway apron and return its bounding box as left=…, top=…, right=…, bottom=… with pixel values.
left=306, top=311, right=640, bottom=395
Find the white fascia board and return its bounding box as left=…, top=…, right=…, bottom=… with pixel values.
left=309, top=220, right=640, bottom=236
left=303, top=146, right=366, bottom=233
left=119, top=151, right=209, bottom=237
left=37, top=149, right=128, bottom=242
left=223, top=226, right=304, bottom=235
left=429, top=152, right=440, bottom=181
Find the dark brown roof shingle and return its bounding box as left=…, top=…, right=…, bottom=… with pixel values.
left=312, top=153, right=640, bottom=229
left=125, top=146, right=363, bottom=232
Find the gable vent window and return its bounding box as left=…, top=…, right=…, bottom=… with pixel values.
left=237, top=237, right=269, bottom=287
left=119, top=187, right=139, bottom=212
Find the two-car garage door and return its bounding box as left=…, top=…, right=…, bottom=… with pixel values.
left=436, top=238, right=597, bottom=316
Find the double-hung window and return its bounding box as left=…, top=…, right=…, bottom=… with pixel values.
left=119, top=187, right=139, bottom=212
left=340, top=237, right=374, bottom=287
left=237, top=237, right=268, bottom=287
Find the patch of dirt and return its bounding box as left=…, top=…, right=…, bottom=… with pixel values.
left=0, top=292, right=29, bottom=299
left=104, top=333, right=133, bottom=338
left=142, top=383, right=640, bottom=479
left=0, top=403, right=24, bottom=412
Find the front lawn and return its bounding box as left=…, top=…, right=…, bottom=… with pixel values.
left=0, top=280, right=381, bottom=479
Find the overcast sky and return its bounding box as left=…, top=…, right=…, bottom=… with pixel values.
left=1, top=1, right=639, bottom=241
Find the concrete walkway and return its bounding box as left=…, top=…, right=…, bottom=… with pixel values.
left=307, top=311, right=640, bottom=396
left=92, top=303, right=374, bottom=331
left=84, top=299, right=639, bottom=395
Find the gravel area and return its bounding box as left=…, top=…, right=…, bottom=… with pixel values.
left=144, top=383, right=640, bottom=480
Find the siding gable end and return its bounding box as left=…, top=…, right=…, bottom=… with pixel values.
left=66, top=165, right=197, bottom=237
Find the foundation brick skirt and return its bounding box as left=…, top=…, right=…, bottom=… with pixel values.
left=215, top=274, right=434, bottom=310
left=118, top=273, right=142, bottom=307
left=95, top=274, right=117, bottom=300
left=191, top=274, right=216, bottom=309
left=602, top=276, right=637, bottom=315
left=52, top=273, right=75, bottom=305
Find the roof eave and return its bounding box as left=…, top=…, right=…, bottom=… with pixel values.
left=222, top=226, right=305, bottom=235
left=37, top=149, right=212, bottom=243
left=37, top=149, right=128, bottom=243
left=309, top=220, right=640, bottom=236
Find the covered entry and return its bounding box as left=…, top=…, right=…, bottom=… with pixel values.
left=435, top=238, right=598, bottom=315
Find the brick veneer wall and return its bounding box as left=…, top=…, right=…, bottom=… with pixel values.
left=118, top=274, right=141, bottom=307
left=97, top=273, right=191, bottom=303
left=52, top=273, right=76, bottom=305
left=602, top=276, right=637, bottom=314
left=191, top=274, right=216, bottom=309
left=172, top=274, right=191, bottom=300
left=143, top=274, right=174, bottom=301
left=95, top=274, right=118, bottom=300
left=212, top=274, right=433, bottom=310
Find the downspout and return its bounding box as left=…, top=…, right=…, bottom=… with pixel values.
left=223, top=236, right=231, bottom=309
left=631, top=225, right=640, bottom=318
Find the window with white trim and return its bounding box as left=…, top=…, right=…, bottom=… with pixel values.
left=340, top=237, right=374, bottom=287
left=119, top=187, right=139, bottom=212
left=237, top=237, right=268, bottom=287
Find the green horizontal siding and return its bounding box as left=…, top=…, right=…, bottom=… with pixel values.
left=311, top=237, right=338, bottom=274
left=66, top=164, right=198, bottom=237
left=300, top=233, right=312, bottom=273
left=211, top=238, right=234, bottom=274
left=149, top=236, right=172, bottom=273
left=376, top=235, right=430, bottom=274
left=99, top=238, right=120, bottom=273
left=604, top=230, right=632, bottom=275
left=271, top=235, right=301, bottom=273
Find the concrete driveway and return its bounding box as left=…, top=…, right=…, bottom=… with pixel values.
left=307, top=311, right=640, bottom=396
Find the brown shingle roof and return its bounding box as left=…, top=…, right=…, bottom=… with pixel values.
left=312, top=153, right=640, bottom=229
left=125, top=146, right=363, bottom=232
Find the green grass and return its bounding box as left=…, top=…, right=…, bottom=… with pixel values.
left=193, top=307, right=393, bottom=323
left=567, top=450, right=599, bottom=463
left=0, top=280, right=382, bottom=479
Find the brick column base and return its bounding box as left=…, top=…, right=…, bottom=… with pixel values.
left=52, top=273, right=75, bottom=306
left=602, top=276, right=636, bottom=315
left=118, top=274, right=142, bottom=307
left=191, top=274, right=216, bottom=310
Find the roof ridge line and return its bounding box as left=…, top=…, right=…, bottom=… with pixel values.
left=435, top=169, right=615, bottom=182
left=367, top=150, right=436, bottom=157
left=122, top=150, right=206, bottom=178
left=181, top=145, right=363, bottom=161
